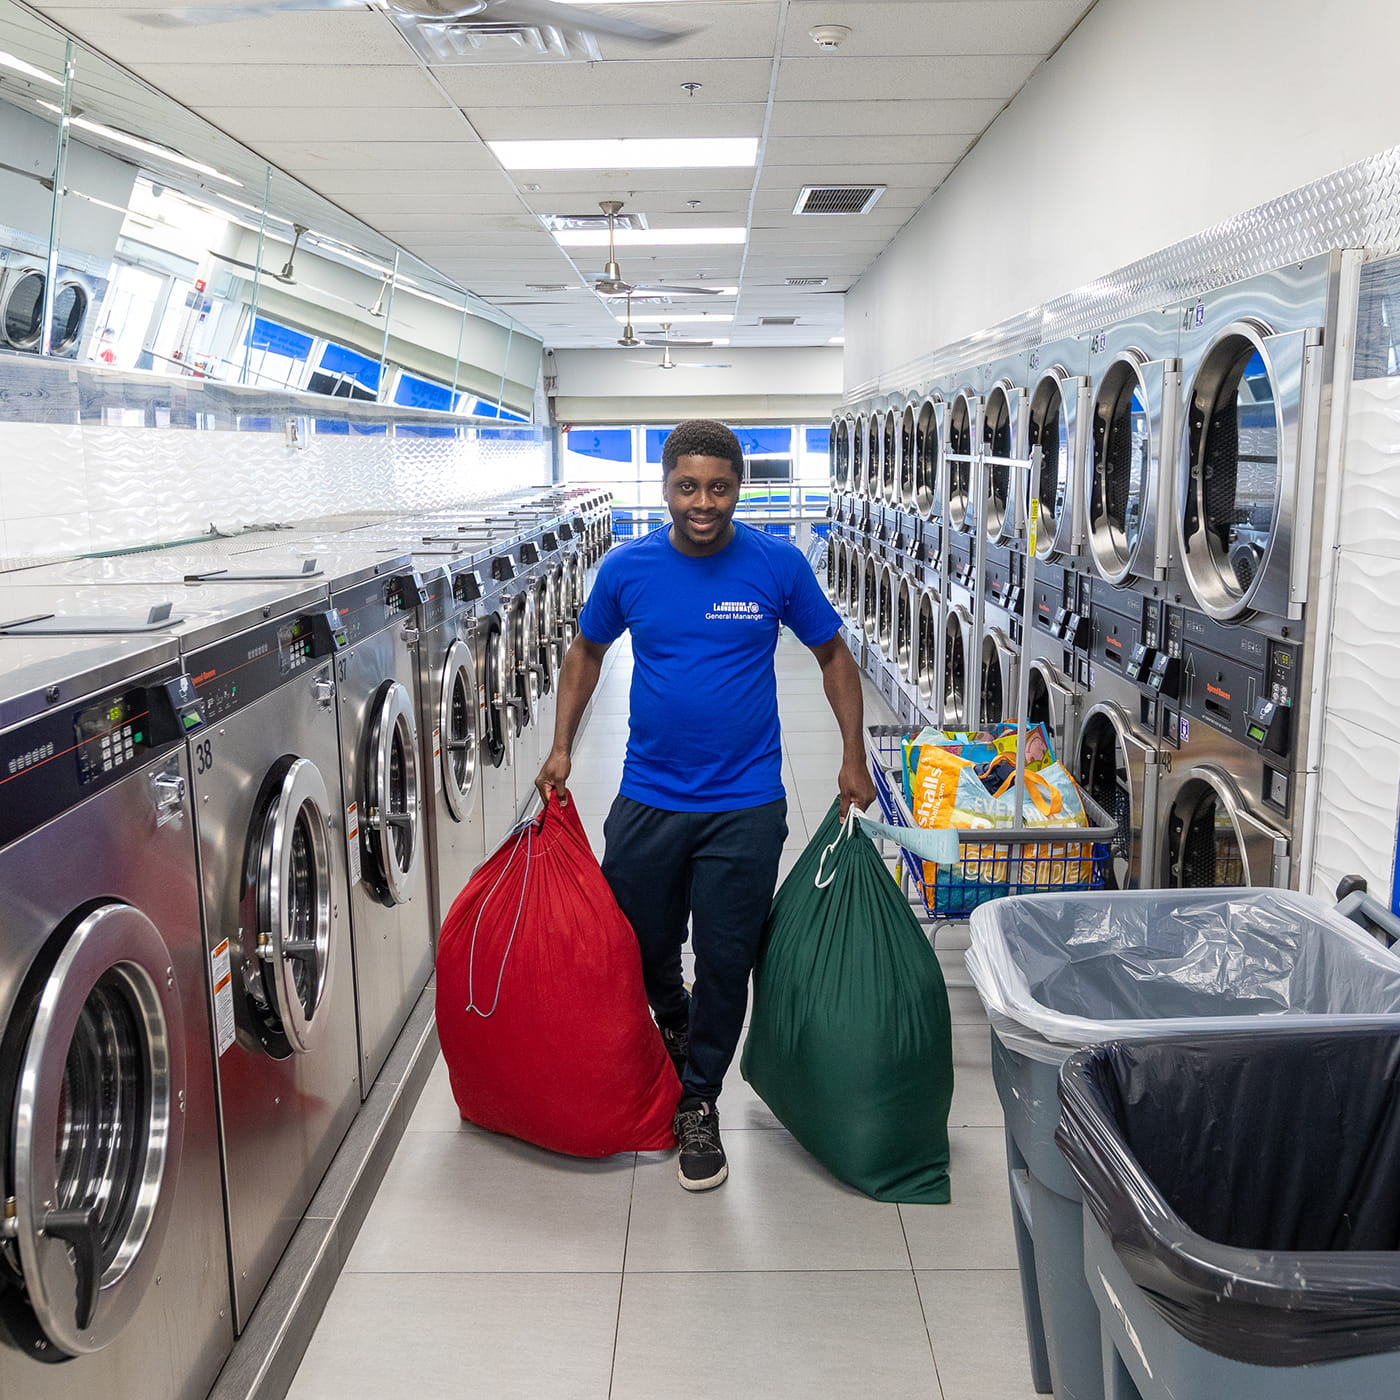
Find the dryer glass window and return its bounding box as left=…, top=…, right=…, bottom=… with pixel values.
left=3, top=269, right=46, bottom=350
left=1078, top=711, right=1131, bottom=888
left=980, top=637, right=1005, bottom=724
left=1029, top=377, right=1069, bottom=551
left=899, top=404, right=917, bottom=507
left=947, top=397, right=973, bottom=526
left=50, top=281, right=89, bottom=356
left=1090, top=364, right=1149, bottom=573
left=1183, top=341, right=1280, bottom=609
left=285, top=809, right=322, bottom=1015
left=1167, top=779, right=1246, bottom=887
left=943, top=617, right=966, bottom=726
left=983, top=388, right=1013, bottom=538
left=915, top=401, right=938, bottom=516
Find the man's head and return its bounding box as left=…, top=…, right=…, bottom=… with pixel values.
left=660, top=420, right=745, bottom=555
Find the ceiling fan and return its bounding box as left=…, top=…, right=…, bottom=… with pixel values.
left=630, top=324, right=731, bottom=370
left=208, top=222, right=307, bottom=285
left=616, top=293, right=641, bottom=347
left=594, top=201, right=724, bottom=299
left=139, top=0, right=692, bottom=45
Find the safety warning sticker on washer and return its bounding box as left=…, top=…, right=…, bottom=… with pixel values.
left=210, top=937, right=236, bottom=1057
left=346, top=800, right=362, bottom=885
left=432, top=726, right=443, bottom=794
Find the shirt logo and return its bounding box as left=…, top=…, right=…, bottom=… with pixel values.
left=706, top=599, right=766, bottom=621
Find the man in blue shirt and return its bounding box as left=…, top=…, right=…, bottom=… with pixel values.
left=537, top=420, right=875, bottom=1190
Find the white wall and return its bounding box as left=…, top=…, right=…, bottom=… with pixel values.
left=847, top=0, right=1400, bottom=393
left=550, top=345, right=842, bottom=423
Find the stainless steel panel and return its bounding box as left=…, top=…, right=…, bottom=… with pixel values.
left=336, top=629, right=433, bottom=1093
left=0, top=749, right=233, bottom=1399
left=191, top=667, right=360, bottom=1331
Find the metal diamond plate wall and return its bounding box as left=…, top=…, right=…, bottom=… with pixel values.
left=857, top=144, right=1400, bottom=402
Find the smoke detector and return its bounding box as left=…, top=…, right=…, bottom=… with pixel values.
left=808, top=24, right=851, bottom=48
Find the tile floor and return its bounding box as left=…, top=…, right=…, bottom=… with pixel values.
left=288, top=630, right=1040, bottom=1400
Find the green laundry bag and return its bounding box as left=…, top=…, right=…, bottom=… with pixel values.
left=741, top=801, right=954, bottom=1203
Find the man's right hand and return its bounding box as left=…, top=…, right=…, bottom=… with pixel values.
left=536, top=749, right=572, bottom=808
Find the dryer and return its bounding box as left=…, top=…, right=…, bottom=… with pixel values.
left=943, top=386, right=981, bottom=537
left=1084, top=310, right=1183, bottom=595
left=980, top=367, right=1028, bottom=548
left=880, top=405, right=899, bottom=506
left=0, top=256, right=47, bottom=354
left=1027, top=346, right=1091, bottom=573
left=941, top=602, right=975, bottom=730
left=0, top=634, right=232, bottom=1400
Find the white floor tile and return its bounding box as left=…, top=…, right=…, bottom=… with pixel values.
left=287, top=1272, right=620, bottom=1400
left=916, top=1269, right=1045, bottom=1400
left=901, top=1126, right=1019, bottom=1271
left=611, top=1271, right=938, bottom=1400
left=343, top=1130, right=636, bottom=1274
left=624, top=1131, right=913, bottom=1272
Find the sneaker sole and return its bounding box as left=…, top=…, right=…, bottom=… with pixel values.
left=678, top=1161, right=728, bottom=1192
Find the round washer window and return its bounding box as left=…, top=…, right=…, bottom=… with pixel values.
left=3, top=269, right=46, bottom=349
left=1089, top=362, right=1150, bottom=576
left=1165, top=779, right=1246, bottom=887
left=1028, top=376, right=1069, bottom=553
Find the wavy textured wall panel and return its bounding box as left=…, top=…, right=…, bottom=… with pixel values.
left=1339, top=377, right=1400, bottom=555
left=1312, top=713, right=1400, bottom=900
left=1325, top=551, right=1400, bottom=739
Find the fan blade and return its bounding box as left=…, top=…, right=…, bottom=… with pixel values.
left=137, top=0, right=367, bottom=27
left=642, top=338, right=713, bottom=347
left=623, top=284, right=723, bottom=297
left=488, top=0, right=694, bottom=44
left=666, top=362, right=732, bottom=370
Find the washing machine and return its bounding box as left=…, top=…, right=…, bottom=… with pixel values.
left=1151, top=602, right=1300, bottom=889
left=0, top=633, right=233, bottom=1400
left=1084, top=309, right=1183, bottom=596
left=1172, top=253, right=1344, bottom=626
left=0, top=576, right=362, bottom=1335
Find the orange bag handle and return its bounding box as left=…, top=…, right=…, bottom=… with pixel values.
left=989, top=766, right=1062, bottom=819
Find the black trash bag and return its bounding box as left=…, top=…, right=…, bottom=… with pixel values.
left=1056, top=1028, right=1400, bottom=1367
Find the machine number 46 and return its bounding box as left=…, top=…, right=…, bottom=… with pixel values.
left=194, top=738, right=215, bottom=775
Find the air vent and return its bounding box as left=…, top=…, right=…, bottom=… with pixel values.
left=542, top=211, right=647, bottom=232
left=792, top=185, right=885, bottom=216
left=758, top=316, right=798, bottom=326
left=784, top=277, right=829, bottom=287
left=390, top=15, right=601, bottom=65
left=526, top=283, right=577, bottom=292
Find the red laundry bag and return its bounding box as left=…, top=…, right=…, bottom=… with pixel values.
left=435, top=794, right=678, bottom=1154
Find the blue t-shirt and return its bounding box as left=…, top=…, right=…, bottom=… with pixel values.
left=578, top=521, right=842, bottom=811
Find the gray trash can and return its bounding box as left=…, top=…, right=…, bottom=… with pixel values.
left=1058, top=1028, right=1400, bottom=1399
left=966, top=887, right=1400, bottom=1400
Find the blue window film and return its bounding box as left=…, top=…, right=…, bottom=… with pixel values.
left=469, top=399, right=529, bottom=422
left=317, top=342, right=382, bottom=391
left=397, top=423, right=454, bottom=438
left=395, top=374, right=454, bottom=411
left=314, top=419, right=350, bottom=436
left=805, top=427, right=829, bottom=454
left=645, top=427, right=674, bottom=462
left=246, top=317, right=313, bottom=359
left=735, top=426, right=790, bottom=456
left=567, top=427, right=632, bottom=463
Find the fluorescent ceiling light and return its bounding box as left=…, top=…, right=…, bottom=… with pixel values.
left=558, top=227, right=745, bottom=248
left=828, top=336, right=845, bottom=345
left=491, top=137, right=758, bottom=171
left=38, top=101, right=242, bottom=186
left=614, top=313, right=733, bottom=324
left=0, top=49, right=62, bottom=87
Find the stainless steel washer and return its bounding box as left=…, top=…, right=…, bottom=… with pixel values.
left=0, top=635, right=232, bottom=1400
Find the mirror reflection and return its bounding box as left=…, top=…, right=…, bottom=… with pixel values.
left=0, top=0, right=536, bottom=418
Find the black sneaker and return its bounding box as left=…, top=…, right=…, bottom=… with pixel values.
left=672, top=1098, right=727, bottom=1191
left=660, top=1022, right=689, bottom=1076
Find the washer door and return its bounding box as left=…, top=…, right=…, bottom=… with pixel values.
left=439, top=637, right=479, bottom=822
left=50, top=280, right=88, bottom=357
left=1179, top=322, right=1316, bottom=621
left=943, top=609, right=970, bottom=727
left=864, top=414, right=880, bottom=499
left=898, top=402, right=917, bottom=508
left=479, top=611, right=507, bottom=767
left=249, top=756, right=338, bottom=1054
left=945, top=391, right=978, bottom=531
left=5, top=903, right=185, bottom=1357
left=1026, top=658, right=1076, bottom=761
left=875, top=564, right=895, bottom=656
left=1, top=267, right=46, bottom=350
left=1162, top=765, right=1288, bottom=888
left=531, top=576, right=553, bottom=694
left=915, top=399, right=941, bottom=519
left=1029, top=368, right=1087, bottom=561
left=507, top=592, right=537, bottom=728
left=881, top=409, right=898, bottom=504
left=1076, top=702, right=1158, bottom=889
left=362, top=679, right=423, bottom=905
left=860, top=554, right=879, bottom=642
left=853, top=414, right=867, bottom=498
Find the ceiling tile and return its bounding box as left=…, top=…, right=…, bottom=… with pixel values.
left=432, top=56, right=773, bottom=107
left=781, top=1, right=1094, bottom=57
left=775, top=53, right=1039, bottom=101
left=768, top=99, right=1005, bottom=138
left=197, top=107, right=474, bottom=144
left=136, top=63, right=452, bottom=110
left=589, top=3, right=782, bottom=61
left=763, top=134, right=976, bottom=165
left=253, top=140, right=496, bottom=171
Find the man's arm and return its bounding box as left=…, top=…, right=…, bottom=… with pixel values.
left=808, top=633, right=878, bottom=818
left=535, top=634, right=611, bottom=806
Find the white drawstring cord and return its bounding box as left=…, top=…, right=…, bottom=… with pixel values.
left=464, top=818, right=536, bottom=1018
left=814, top=804, right=860, bottom=889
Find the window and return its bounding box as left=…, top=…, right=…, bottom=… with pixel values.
left=307, top=342, right=381, bottom=400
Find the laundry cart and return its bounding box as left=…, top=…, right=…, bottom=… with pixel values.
left=966, top=885, right=1400, bottom=1400
left=866, top=724, right=1116, bottom=919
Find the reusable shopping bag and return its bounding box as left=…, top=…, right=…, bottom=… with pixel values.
left=741, top=801, right=954, bottom=1203
left=435, top=794, right=678, bottom=1156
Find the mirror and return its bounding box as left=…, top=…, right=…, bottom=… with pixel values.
left=0, top=0, right=540, bottom=416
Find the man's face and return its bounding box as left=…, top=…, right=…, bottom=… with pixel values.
left=663, top=453, right=741, bottom=554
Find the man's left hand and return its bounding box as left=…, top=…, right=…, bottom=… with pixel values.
left=837, top=757, right=878, bottom=819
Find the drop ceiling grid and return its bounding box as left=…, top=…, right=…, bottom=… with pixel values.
left=23, top=0, right=1098, bottom=349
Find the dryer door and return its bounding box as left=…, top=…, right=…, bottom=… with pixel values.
left=895, top=574, right=916, bottom=682
left=1026, top=658, right=1077, bottom=762
left=945, top=391, right=979, bottom=532
left=943, top=609, right=970, bottom=728
left=250, top=756, right=337, bottom=1052
left=916, top=589, right=938, bottom=709
left=915, top=398, right=942, bottom=520
left=1076, top=702, right=1159, bottom=889
left=531, top=576, right=554, bottom=694
left=860, top=554, right=879, bottom=643
left=982, top=383, right=1024, bottom=544
left=979, top=629, right=1016, bottom=725
left=881, top=409, right=898, bottom=504
left=1178, top=322, right=1319, bottom=621
left=875, top=563, right=895, bottom=657
left=898, top=402, right=917, bottom=508
left=1029, top=369, right=1088, bottom=562
left=439, top=638, right=479, bottom=823
left=479, top=611, right=507, bottom=767
left=1162, top=765, right=1289, bottom=888
left=509, top=591, right=540, bottom=724
left=363, top=680, right=423, bottom=905
left=5, top=903, right=185, bottom=1356
left=1, top=267, right=46, bottom=351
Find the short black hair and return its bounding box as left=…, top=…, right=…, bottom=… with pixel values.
left=661, top=420, right=744, bottom=482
